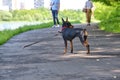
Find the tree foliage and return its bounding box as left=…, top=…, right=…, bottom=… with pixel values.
left=0, top=8, right=85, bottom=23
left=94, top=0, right=120, bottom=33
left=93, top=0, right=119, bottom=6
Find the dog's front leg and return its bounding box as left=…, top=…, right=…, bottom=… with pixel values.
left=64, top=40, right=67, bottom=54
left=70, top=40, right=73, bottom=53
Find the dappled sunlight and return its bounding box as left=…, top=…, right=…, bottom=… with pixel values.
left=59, top=47, right=119, bottom=59
left=112, top=41, right=120, bottom=44
left=0, top=65, right=16, bottom=69
left=94, top=47, right=120, bottom=53
left=111, top=69, right=120, bottom=73
left=60, top=52, right=116, bottom=59
left=106, top=34, right=114, bottom=37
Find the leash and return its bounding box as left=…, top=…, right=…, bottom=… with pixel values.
left=23, top=33, right=59, bottom=48
left=23, top=12, right=64, bottom=48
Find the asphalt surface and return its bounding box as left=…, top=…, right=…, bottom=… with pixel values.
left=0, top=23, right=120, bottom=80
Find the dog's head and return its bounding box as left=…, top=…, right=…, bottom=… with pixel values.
left=62, top=17, right=74, bottom=30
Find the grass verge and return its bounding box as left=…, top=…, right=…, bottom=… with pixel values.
left=0, top=22, right=52, bottom=45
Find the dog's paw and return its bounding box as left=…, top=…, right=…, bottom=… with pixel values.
left=86, top=52, right=90, bottom=55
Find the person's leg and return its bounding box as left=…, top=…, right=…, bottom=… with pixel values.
left=88, top=9, right=91, bottom=23
left=52, top=10, right=56, bottom=26
left=55, top=10, right=60, bottom=25
left=86, top=9, right=91, bottom=26
left=88, top=9, right=92, bottom=24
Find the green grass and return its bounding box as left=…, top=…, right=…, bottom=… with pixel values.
left=99, top=17, right=120, bottom=33
left=0, top=22, right=53, bottom=45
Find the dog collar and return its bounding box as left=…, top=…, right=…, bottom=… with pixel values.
left=62, top=26, right=67, bottom=31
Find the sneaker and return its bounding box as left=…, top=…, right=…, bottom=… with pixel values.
left=57, top=25, right=60, bottom=27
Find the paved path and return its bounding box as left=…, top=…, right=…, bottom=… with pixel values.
left=0, top=23, right=120, bottom=80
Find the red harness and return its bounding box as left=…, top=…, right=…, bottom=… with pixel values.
left=62, top=26, right=67, bottom=31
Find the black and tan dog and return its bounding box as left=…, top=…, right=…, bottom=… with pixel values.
left=61, top=18, right=90, bottom=54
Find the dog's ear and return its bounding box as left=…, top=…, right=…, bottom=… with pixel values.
left=66, top=17, right=68, bottom=22
left=62, top=18, right=65, bottom=22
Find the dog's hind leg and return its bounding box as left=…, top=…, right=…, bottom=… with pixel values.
left=83, top=29, right=90, bottom=54
left=70, top=40, right=73, bottom=53
left=83, top=40, right=90, bottom=54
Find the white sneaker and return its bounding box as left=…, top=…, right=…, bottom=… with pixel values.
left=56, top=25, right=60, bottom=27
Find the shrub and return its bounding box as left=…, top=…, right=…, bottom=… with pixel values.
left=94, top=2, right=120, bottom=33
left=0, top=10, right=12, bottom=21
